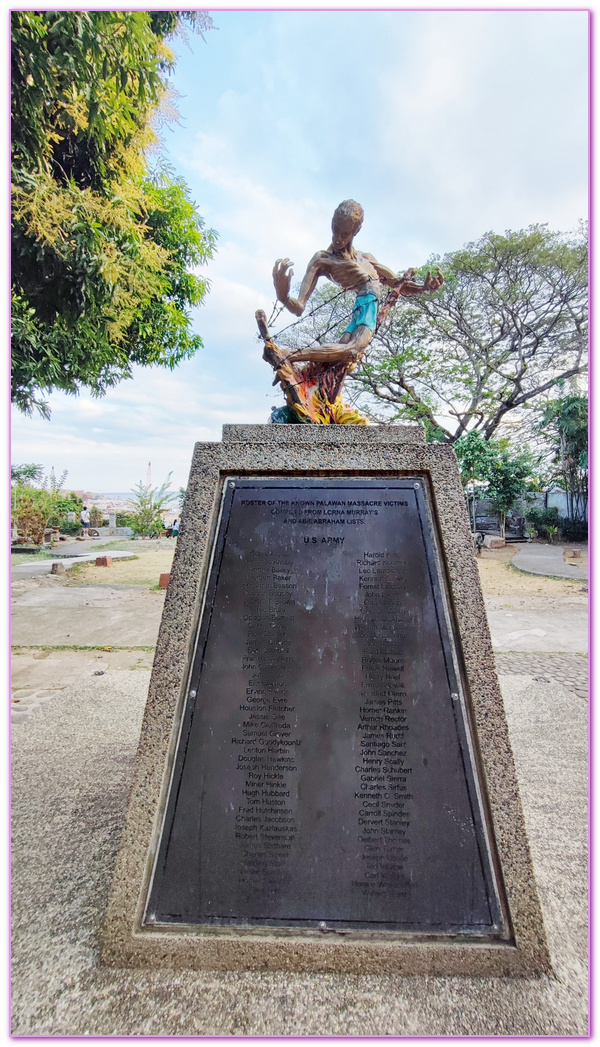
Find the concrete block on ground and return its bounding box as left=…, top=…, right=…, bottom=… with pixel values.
left=158, top=573, right=171, bottom=589
left=96, top=556, right=113, bottom=567
left=483, top=535, right=505, bottom=549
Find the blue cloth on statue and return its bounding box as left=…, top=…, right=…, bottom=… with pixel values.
left=344, top=292, right=379, bottom=334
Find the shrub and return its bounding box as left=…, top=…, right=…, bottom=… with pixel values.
left=59, top=521, right=82, bottom=536
left=129, top=475, right=174, bottom=536
left=525, top=506, right=560, bottom=539
left=559, top=518, right=588, bottom=542
left=89, top=506, right=104, bottom=528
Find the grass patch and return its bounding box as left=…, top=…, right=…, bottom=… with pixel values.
left=11, top=550, right=53, bottom=565
left=93, top=537, right=173, bottom=553
left=508, top=562, right=586, bottom=583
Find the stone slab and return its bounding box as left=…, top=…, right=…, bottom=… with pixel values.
left=486, top=605, right=588, bottom=654
left=11, top=585, right=164, bottom=647
left=102, top=424, right=550, bottom=976
left=222, top=423, right=426, bottom=445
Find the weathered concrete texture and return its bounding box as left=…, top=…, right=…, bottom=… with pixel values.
left=10, top=672, right=587, bottom=1035
left=103, top=424, right=549, bottom=976
left=222, top=423, right=427, bottom=444
left=486, top=605, right=588, bottom=653
left=11, top=583, right=164, bottom=647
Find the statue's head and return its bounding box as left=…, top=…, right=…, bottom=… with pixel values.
left=331, top=200, right=364, bottom=250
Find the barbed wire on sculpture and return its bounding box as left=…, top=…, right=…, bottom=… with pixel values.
left=258, top=285, right=391, bottom=394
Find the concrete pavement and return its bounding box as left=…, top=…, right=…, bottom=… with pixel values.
left=11, top=538, right=137, bottom=579
left=511, top=543, right=588, bottom=581
left=485, top=603, right=587, bottom=653
left=11, top=578, right=165, bottom=648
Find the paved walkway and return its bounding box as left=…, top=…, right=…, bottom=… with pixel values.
left=486, top=604, right=587, bottom=654
left=11, top=551, right=136, bottom=579
left=11, top=538, right=137, bottom=580
left=495, top=652, right=588, bottom=701
left=511, top=543, right=588, bottom=581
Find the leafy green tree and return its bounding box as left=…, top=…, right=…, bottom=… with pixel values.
left=11, top=486, right=59, bottom=544
left=535, top=394, right=588, bottom=522
left=453, top=431, right=538, bottom=535
left=11, top=462, right=44, bottom=485
left=11, top=464, right=85, bottom=541
left=11, top=11, right=216, bottom=417
left=128, top=474, right=175, bottom=537
left=454, top=430, right=500, bottom=531
left=454, top=431, right=498, bottom=487
left=12, top=468, right=70, bottom=543
left=485, top=446, right=538, bottom=539
left=337, top=224, right=586, bottom=440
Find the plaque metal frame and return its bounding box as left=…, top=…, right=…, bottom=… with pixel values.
left=144, top=477, right=511, bottom=942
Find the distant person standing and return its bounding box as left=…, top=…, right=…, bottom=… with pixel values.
left=80, top=506, right=90, bottom=536
left=172, top=519, right=179, bottom=538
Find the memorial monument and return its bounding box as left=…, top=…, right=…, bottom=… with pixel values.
left=256, top=200, right=442, bottom=424
left=103, top=206, right=550, bottom=977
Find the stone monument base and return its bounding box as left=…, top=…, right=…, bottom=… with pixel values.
left=102, top=424, right=550, bottom=976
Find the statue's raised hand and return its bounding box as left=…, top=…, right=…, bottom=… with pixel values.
left=423, top=268, right=444, bottom=292
left=273, top=258, right=294, bottom=304
left=396, top=267, right=444, bottom=297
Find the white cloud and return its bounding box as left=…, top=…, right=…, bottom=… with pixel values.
left=374, top=11, right=587, bottom=246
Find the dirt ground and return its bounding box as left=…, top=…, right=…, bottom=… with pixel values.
left=42, top=538, right=590, bottom=600
left=67, top=538, right=175, bottom=589
left=476, top=543, right=587, bottom=601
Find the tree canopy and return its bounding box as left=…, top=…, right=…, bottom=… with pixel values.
left=357, top=225, right=587, bottom=441
left=277, top=224, right=587, bottom=441
left=535, top=394, right=588, bottom=521
left=11, top=10, right=216, bottom=416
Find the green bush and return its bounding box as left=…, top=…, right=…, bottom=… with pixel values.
left=526, top=507, right=587, bottom=542
left=59, top=521, right=82, bottom=536
left=116, top=513, right=136, bottom=528
left=525, top=506, right=560, bottom=539
left=526, top=506, right=560, bottom=526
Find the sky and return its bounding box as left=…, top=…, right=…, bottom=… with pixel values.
left=9, top=8, right=589, bottom=493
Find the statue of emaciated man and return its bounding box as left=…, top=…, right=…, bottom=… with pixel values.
left=256, top=200, right=443, bottom=424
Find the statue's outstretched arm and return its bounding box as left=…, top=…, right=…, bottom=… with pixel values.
left=365, top=253, right=443, bottom=294
left=273, top=252, right=323, bottom=316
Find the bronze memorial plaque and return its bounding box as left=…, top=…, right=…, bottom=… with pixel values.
left=145, top=478, right=508, bottom=938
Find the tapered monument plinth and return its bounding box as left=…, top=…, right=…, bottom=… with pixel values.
left=102, top=425, right=550, bottom=975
